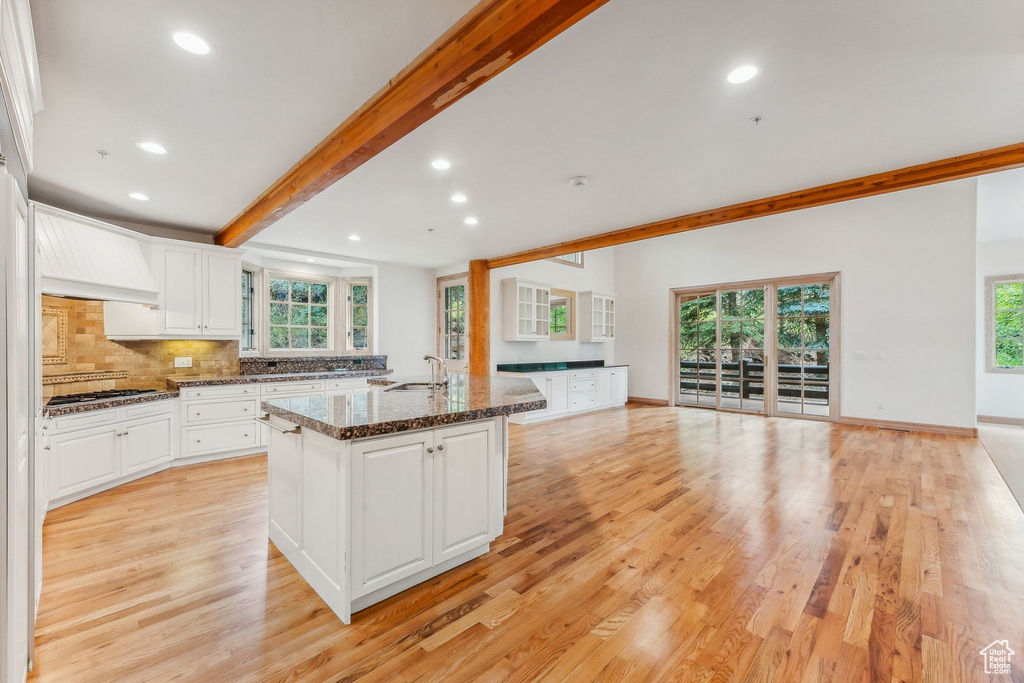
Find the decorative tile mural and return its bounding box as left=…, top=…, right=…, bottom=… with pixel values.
left=41, top=306, right=68, bottom=365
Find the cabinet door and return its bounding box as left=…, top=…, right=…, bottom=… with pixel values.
left=610, top=369, right=628, bottom=404
left=48, top=426, right=119, bottom=500
left=268, top=424, right=302, bottom=552
left=517, top=283, right=534, bottom=338
left=604, top=298, right=615, bottom=339
left=433, top=421, right=499, bottom=563
left=160, top=246, right=203, bottom=335
left=120, top=415, right=172, bottom=475
left=351, top=431, right=433, bottom=597
left=203, top=250, right=241, bottom=336
left=534, top=287, right=550, bottom=338
left=547, top=374, right=570, bottom=415
left=596, top=371, right=612, bottom=406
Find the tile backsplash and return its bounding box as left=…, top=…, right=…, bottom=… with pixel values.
left=41, top=296, right=240, bottom=397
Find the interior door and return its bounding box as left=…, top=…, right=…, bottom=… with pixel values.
left=351, top=431, right=433, bottom=597
left=437, top=276, right=468, bottom=373
left=3, top=172, right=30, bottom=682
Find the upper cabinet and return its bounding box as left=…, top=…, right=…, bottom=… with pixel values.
left=105, top=243, right=241, bottom=340
left=502, top=278, right=550, bottom=341
left=0, top=0, right=42, bottom=171
left=579, top=292, right=615, bottom=342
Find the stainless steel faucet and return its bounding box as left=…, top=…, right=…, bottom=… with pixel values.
left=423, top=355, right=452, bottom=390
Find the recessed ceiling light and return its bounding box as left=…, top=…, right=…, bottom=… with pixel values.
left=464, top=217, right=478, bottom=225
left=451, top=193, right=467, bottom=203
left=136, top=141, right=167, bottom=154
left=431, top=159, right=451, bottom=170
left=173, top=31, right=212, bottom=55
left=128, top=192, right=149, bottom=201
left=348, top=234, right=361, bottom=241
left=727, top=65, right=759, bottom=84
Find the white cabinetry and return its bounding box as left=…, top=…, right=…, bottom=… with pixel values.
left=268, top=416, right=503, bottom=624
left=104, top=242, right=241, bottom=340
left=180, top=383, right=261, bottom=461
left=502, top=278, right=550, bottom=341
left=44, top=401, right=174, bottom=507
left=501, top=366, right=628, bottom=424
left=579, top=292, right=615, bottom=342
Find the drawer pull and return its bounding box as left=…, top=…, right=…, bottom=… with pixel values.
left=255, top=416, right=301, bottom=435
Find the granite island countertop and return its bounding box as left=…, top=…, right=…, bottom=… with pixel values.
left=261, top=375, right=545, bottom=441
left=44, top=390, right=179, bottom=417
left=168, top=368, right=393, bottom=388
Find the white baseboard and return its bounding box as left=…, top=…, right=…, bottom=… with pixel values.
left=978, top=414, right=1024, bottom=427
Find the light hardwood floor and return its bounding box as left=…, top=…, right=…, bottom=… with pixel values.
left=29, top=406, right=1024, bottom=682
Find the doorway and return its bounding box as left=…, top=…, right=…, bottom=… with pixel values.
left=673, top=273, right=839, bottom=421
left=437, top=274, right=468, bottom=373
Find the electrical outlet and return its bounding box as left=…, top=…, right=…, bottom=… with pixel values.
left=876, top=350, right=885, bottom=360
left=174, top=356, right=193, bottom=368
left=876, top=400, right=884, bottom=410
left=852, top=351, right=867, bottom=360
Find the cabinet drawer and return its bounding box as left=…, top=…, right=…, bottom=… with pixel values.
left=570, top=378, right=596, bottom=393
left=124, top=400, right=174, bottom=419
left=48, top=408, right=119, bottom=434
left=261, top=381, right=325, bottom=396
left=569, top=371, right=596, bottom=381
left=184, top=422, right=258, bottom=455
left=185, top=398, right=258, bottom=425
left=326, top=379, right=368, bottom=392
left=181, top=384, right=257, bottom=401
left=569, top=393, right=596, bottom=412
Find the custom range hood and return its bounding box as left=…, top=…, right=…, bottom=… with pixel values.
left=34, top=203, right=159, bottom=305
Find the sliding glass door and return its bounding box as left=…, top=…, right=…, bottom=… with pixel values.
left=675, top=275, right=837, bottom=421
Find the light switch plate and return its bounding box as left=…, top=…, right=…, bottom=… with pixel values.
left=852, top=351, right=867, bottom=360
left=174, top=356, right=193, bottom=368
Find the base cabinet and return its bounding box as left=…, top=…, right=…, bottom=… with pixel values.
left=268, top=415, right=504, bottom=625
left=502, top=367, right=628, bottom=424
left=46, top=406, right=173, bottom=506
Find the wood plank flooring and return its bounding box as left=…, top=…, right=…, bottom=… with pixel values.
left=28, top=406, right=1024, bottom=682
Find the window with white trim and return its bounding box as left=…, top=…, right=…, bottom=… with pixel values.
left=346, top=280, right=371, bottom=351
left=268, top=274, right=333, bottom=351
left=241, top=268, right=256, bottom=352
left=987, top=275, right=1024, bottom=372
left=550, top=252, right=584, bottom=268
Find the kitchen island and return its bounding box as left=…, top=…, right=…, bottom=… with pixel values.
left=260, top=375, right=545, bottom=624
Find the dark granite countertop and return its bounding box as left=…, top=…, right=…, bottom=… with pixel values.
left=44, top=390, right=179, bottom=417
left=168, top=368, right=393, bottom=388
left=261, top=375, right=546, bottom=441
left=496, top=360, right=629, bottom=373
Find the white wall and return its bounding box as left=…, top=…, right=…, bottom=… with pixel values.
left=376, top=262, right=437, bottom=376
left=614, top=180, right=978, bottom=429
left=976, top=237, right=1024, bottom=419
left=489, top=248, right=616, bottom=369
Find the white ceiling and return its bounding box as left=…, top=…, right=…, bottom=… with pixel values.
left=977, top=168, right=1024, bottom=243
left=28, top=0, right=476, bottom=231
left=31, top=0, right=1024, bottom=268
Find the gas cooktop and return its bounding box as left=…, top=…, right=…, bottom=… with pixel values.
left=47, top=389, right=158, bottom=407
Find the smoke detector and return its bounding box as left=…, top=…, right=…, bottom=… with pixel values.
left=570, top=176, right=588, bottom=188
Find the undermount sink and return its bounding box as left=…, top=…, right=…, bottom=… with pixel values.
left=385, top=382, right=443, bottom=392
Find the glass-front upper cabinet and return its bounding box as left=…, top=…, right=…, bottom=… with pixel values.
left=579, top=291, right=615, bottom=342
left=502, top=278, right=552, bottom=341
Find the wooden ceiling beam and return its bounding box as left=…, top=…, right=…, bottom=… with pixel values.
left=214, top=0, right=612, bottom=248
left=484, top=141, right=1024, bottom=269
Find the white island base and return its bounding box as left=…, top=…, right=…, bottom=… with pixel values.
left=266, top=414, right=507, bottom=625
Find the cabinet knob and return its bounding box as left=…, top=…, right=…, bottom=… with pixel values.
left=196, top=412, right=201, bottom=416
left=197, top=325, right=201, bottom=330
left=437, top=444, right=445, bottom=451
left=196, top=439, right=201, bottom=443
left=426, top=447, right=434, bottom=454
left=43, top=445, right=50, bottom=451
left=243, top=408, right=248, bottom=412
left=244, top=433, right=249, bottom=438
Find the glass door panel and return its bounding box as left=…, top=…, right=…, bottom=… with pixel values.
left=775, top=283, right=831, bottom=416
left=535, top=288, right=550, bottom=336
left=719, top=287, right=766, bottom=413
left=517, top=285, right=533, bottom=336
left=438, top=277, right=469, bottom=372
left=678, top=292, right=717, bottom=406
